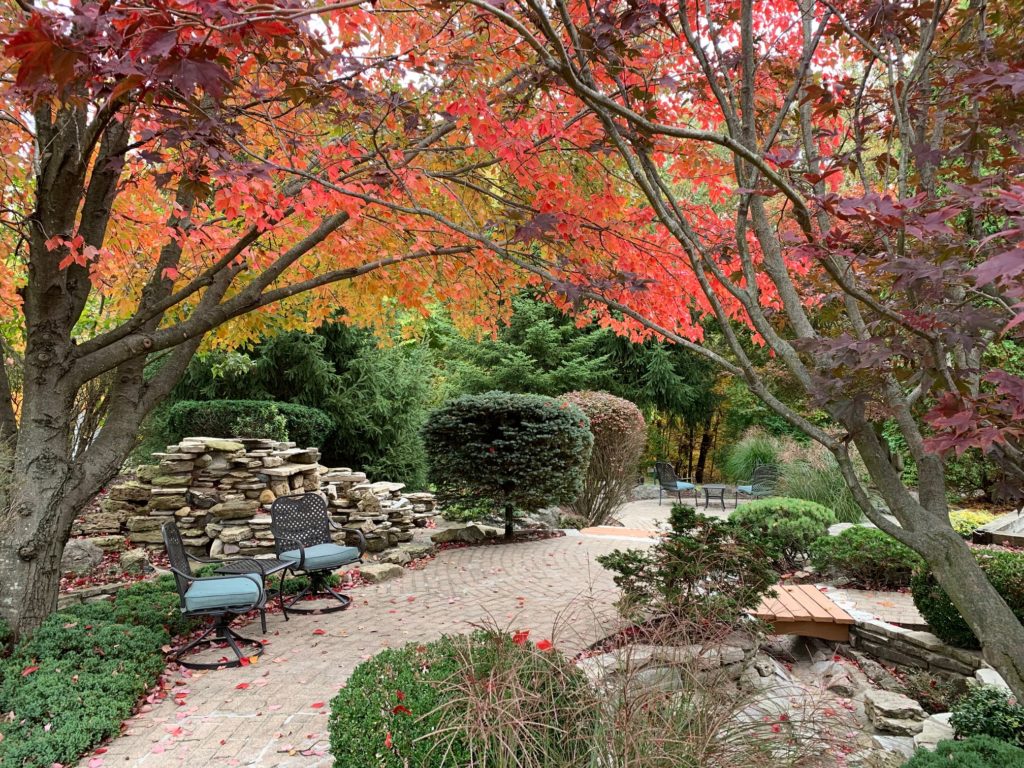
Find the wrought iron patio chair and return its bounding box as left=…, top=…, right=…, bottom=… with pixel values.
left=735, top=464, right=780, bottom=504
left=270, top=493, right=366, bottom=617
left=655, top=461, right=697, bottom=506
left=161, top=521, right=267, bottom=670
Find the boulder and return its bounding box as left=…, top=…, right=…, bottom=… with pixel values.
left=209, top=499, right=261, bottom=519
left=378, top=549, right=412, bottom=566
left=259, top=489, right=276, bottom=505
left=62, top=538, right=104, bottom=574
left=358, top=563, right=404, bottom=583
left=430, top=523, right=502, bottom=544
left=109, top=482, right=152, bottom=503
left=86, top=535, right=126, bottom=552
left=913, top=713, right=954, bottom=751
left=864, top=689, right=926, bottom=735
left=119, top=548, right=151, bottom=574
left=975, top=667, right=1012, bottom=693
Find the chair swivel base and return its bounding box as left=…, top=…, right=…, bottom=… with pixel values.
left=171, top=616, right=264, bottom=670
left=279, top=572, right=352, bottom=617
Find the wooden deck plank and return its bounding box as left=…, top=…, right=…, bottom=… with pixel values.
left=787, top=585, right=837, bottom=624
left=751, top=584, right=855, bottom=641
left=799, top=585, right=855, bottom=625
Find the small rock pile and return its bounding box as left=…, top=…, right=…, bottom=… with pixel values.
left=86, top=436, right=436, bottom=558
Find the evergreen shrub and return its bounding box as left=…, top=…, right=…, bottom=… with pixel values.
left=810, top=527, right=924, bottom=589
left=731, top=497, right=836, bottom=566
left=424, top=392, right=593, bottom=538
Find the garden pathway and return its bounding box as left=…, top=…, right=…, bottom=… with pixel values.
left=81, top=534, right=631, bottom=768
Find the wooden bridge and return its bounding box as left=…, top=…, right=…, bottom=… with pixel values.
left=752, top=584, right=854, bottom=642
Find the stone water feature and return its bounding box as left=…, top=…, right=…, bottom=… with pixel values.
left=82, top=436, right=437, bottom=557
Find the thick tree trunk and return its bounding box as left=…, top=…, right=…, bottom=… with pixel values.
left=854, top=429, right=1024, bottom=699
left=504, top=502, right=514, bottom=540
left=694, top=414, right=713, bottom=483
left=0, top=381, right=79, bottom=637
left=921, top=527, right=1024, bottom=695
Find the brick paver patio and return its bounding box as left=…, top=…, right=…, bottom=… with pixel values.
left=82, top=534, right=630, bottom=768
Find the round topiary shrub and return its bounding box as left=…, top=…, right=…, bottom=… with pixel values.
left=950, top=685, right=1024, bottom=747
left=899, top=736, right=1024, bottom=768
left=424, top=392, right=593, bottom=538
left=810, top=526, right=924, bottom=589
left=561, top=391, right=646, bottom=526
left=329, top=632, right=595, bottom=768
left=731, top=497, right=836, bottom=567
left=911, top=547, right=1024, bottom=649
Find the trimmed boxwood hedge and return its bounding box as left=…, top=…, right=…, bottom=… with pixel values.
left=911, top=546, right=1024, bottom=649
left=810, top=526, right=924, bottom=590
left=165, top=399, right=333, bottom=447
left=731, top=497, right=836, bottom=566
left=0, top=577, right=195, bottom=768
left=900, top=736, right=1024, bottom=767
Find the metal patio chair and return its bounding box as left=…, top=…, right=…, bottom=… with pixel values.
left=735, top=464, right=780, bottom=504
left=655, top=461, right=697, bottom=506
left=270, top=493, right=365, bottom=617
left=161, top=521, right=267, bottom=670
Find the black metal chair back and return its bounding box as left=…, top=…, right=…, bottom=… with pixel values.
left=655, top=461, right=679, bottom=490
left=751, top=464, right=779, bottom=494
left=270, top=493, right=331, bottom=554
left=162, top=521, right=193, bottom=598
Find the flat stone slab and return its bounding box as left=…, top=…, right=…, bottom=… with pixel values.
left=357, top=563, right=404, bottom=583
left=259, top=463, right=320, bottom=477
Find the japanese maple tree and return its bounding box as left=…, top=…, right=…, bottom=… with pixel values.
left=399, top=0, right=1024, bottom=695
left=0, top=0, right=529, bottom=637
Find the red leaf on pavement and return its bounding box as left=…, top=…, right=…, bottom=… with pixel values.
left=312, top=629, right=326, bottom=636
left=235, top=683, right=250, bottom=690
left=310, top=701, right=325, bottom=709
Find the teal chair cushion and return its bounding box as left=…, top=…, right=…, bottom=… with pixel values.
left=675, top=481, right=695, bottom=491
left=183, top=575, right=261, bottom=612
left=737, top=484, right=753, bottom=494
left=281, top=543, right=360, bottom=571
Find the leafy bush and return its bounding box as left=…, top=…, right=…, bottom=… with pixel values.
left=950, top=686, right=1024, bottom=747
left=911, top=547, right=1024, bottom=649
left=561, top=391, right=647, bottom=526
left=597, top=504, right=776, bottom=623
left=722, top=429, right=779, bottom=483
left=900, top=736, right=1024, bottom=768
left=165, top=399, right=332, bottom=446
left=424, top=392, right=593, bottom=538
left=0, top=578, right=186, bottom=768
left=810, top=527, right=924, bottom=589
left=731, top=497, right=836, bottom=566
left=949, top=509, right=997, bottom=538
left=329, top=631, right=594, bottom=768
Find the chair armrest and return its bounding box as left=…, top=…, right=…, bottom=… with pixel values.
left=329, top=521, right=367, bottom=556
left=187, top=553, right=218, bottom=564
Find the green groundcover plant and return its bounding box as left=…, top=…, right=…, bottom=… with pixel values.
left=950, top=686, right=1024, bottom=748
left=810, top=527, right=924, bottom=590
left=899, top=736, right=1024, bottom=767
left=0, top=577, right=193, bottom=768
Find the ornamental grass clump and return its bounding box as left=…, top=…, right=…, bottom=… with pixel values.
left=561, top=390, right=647, bottom=526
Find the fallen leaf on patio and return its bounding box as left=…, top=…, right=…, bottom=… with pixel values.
left=269, top=704, right=283, bottom=711
left=235, top=683, right=250, bottom=690
left=311, top=701, right=325, bottom=709
left=312, top=629, right=326, bottom=635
